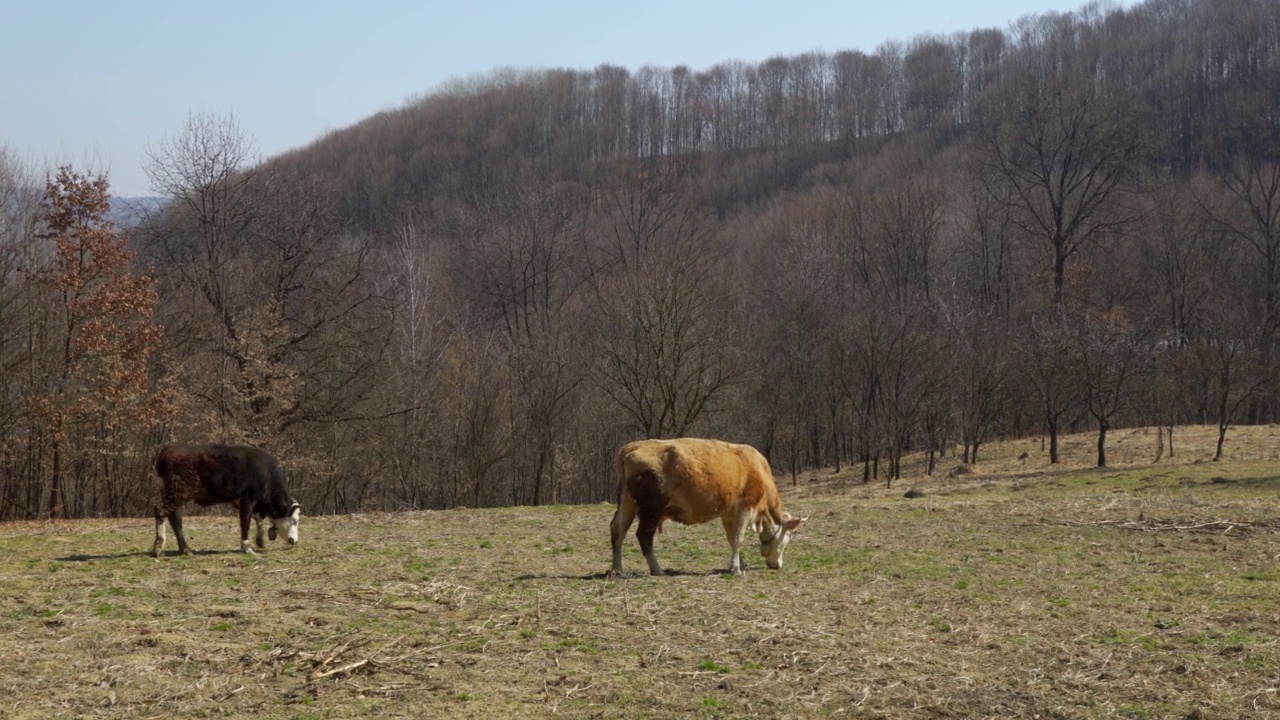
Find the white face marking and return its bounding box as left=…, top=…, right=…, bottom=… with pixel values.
left=760, top=526, right=790, bottom=569
left=760, top=518, right=803, bottom=570
left=274, top=505, right=300, bottom=545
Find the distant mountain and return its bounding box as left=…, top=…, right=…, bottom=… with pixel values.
left=109, top=196, right=166, bottom=227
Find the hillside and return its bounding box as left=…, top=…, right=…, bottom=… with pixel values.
left=266, top=0, right=1276, bottom=235
left=4, top=427, right=1280, bottom=718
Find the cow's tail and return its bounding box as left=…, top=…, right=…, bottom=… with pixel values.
left=154, top=445, right=172, bottom=477
left=614, top=447, right=629, bottom=508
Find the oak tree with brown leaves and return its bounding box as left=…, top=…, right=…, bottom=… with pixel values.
left=32, top=167, right=167, bottom=517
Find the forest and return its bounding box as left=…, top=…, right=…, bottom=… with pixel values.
left=1, top=0, right=1278, bottom=520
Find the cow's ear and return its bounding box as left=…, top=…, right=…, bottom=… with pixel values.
left=784, top=517, right=805, bottom=532
left=289, top=502, right=302, bottom=516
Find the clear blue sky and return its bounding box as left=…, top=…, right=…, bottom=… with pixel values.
left=2, top=0, right=1128, bottom=197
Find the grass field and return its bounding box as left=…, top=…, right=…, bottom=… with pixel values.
left=3, top=425, right=1280, bottom=719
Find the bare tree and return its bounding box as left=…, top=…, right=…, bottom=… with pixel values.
left=1021, top=313, right=1081, bottom=464
left=450, top=174, right=590, bottom=505
left=588, top=164, right=738, bottom=439
left=0, top=147, right=45, bottom=518
left=142, top=114, right=390, bottom=513
left=740, top=191, right=843, bottom=478
left=1077, top=308, right=1149, bottom=467
left=945, top=304, right=1015, bottom=465
left=976, top=69, right=1142, bottom=307
left=1202, top=158, right=1280, bottom=352
left=371, top=208, right=453, bottom=510
left=141, top=112, right=262, bottom=438
left=1192, top=294, right=1272, bottom=461
left=594, top=245, right=737, bottom=438
left=1143, top=173, right=1233, bottom=346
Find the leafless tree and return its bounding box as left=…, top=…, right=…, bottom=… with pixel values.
left=586, top=164, right=739, bottom=438
left=975, top=63, right=1142, bottom=307
left=1021, top=313, right=1081, bottom=464
left=0, top=148, right=48, bottom=518
left=1076, top=308, right=1150, bottom=467
left=142, top=114, right=390, bottom=510
left=1201, top=158, right=1280, bottom=353
left=594, top=247, right=737, bottom=438
left=943, top=303, right=1016, bottom=465
left=450, top=173, right=590, bottom=505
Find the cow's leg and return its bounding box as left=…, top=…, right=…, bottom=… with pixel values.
left=152, top=505, right=167, bottom=557
left=239, top=501, right=257, bottom=554
left=721, top=512, right=748, bottom=575
left=170, top=510, right=192, bottom=555
left=622, top=469, right=668, bottom=576
left=609, top=495, right=637, bottom=578
left=636, top=514, right=664, bottom=576
left=255, top=516, right=267, bottom=549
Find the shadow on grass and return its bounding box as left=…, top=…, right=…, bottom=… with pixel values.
left=56, top=548, right=244, bottom=562
left=519, top=568, right=732, bottom=581
left=1204, top=475, right=1280, bottom=489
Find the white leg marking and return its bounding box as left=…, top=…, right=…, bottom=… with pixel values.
left=645, top=550, right=664, bottom=576
left=726, top=511, right=749, bottom=575
left=152, top=517, right=166, bottom=557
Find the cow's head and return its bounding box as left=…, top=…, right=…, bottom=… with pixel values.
left=759, top=514, right=805, bottom=569
left=267, top=502, right=302, bottom=545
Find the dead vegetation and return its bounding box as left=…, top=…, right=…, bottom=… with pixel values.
left=3, top=425, right=1280, bottom=718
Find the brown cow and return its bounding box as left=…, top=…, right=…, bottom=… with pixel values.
left=152, top=444, right=301, bottom=556
left=609, top=438, right=804, bottom=577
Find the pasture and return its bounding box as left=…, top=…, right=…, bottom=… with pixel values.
left=3, top=426, right=1280, bottom=719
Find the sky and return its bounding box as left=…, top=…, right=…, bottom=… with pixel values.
left=2, top=0, right=1127, bottom=197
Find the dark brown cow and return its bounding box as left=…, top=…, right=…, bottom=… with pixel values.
left=152, top=444, right=301, bottom=556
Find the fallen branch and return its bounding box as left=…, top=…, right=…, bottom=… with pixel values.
left=1047, top=518, right=1257, bottom=535
left=308, top=658, right=369, bottom=682
left=306, top=635, right=406, bottom=685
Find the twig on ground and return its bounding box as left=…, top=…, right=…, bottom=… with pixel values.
left=1046, top=518, right=1257, bottom=535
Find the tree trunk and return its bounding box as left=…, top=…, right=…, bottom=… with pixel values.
left=1096, top=417, right=1110, bottom=468
left=1053, top=246, right=1067, bottom=308
left=48, top=437, right=64, bottom=519
left=1048, top=419, right=1061, bottom=464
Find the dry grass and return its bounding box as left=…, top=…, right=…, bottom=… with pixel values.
left=4, top=425, right=1280, bottom=718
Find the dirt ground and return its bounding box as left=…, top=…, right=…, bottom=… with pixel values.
left=3, top=425, right=1280, bottom=718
